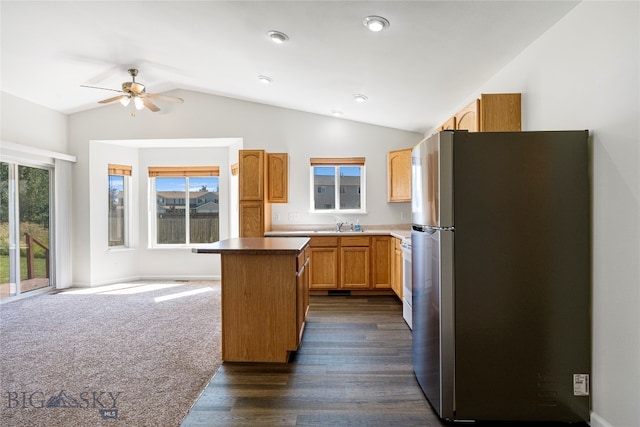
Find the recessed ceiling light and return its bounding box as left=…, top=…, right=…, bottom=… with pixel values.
left=353, top=94, right=368, bottom=103
left=267, top=30, right=289, bottom=44
left=257, top=75, right=273, bottom=84
left=363, top=15, right=390, bottom=32
left=332, top=110, right=344, bottom=117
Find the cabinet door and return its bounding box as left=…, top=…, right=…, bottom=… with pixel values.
left=309, top=247, right=339, bottom=289
left=239, top=201, right=263, bottom=237
left=267, top=153, right=288, bottom=203
left=455, top=99, right=480, bottom=132
left=392, top=237, right=403, bottom=298
left=387, top=148, right=412, bottom=202
left=296, top=253, right=309, bottom=345
left=341, top=246, right=370, bottom=289
left=239, top=150, right=265, bottom=201
left=480, top=93, right=521, bottom=131
left=371, top=236, right=391, bottom=289
left=439, top=116, right=456, bottom=131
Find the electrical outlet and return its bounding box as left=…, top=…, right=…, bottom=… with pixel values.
left=288, top=212, right=299, bottom=222
left=274, top=213, right=281, bottom=221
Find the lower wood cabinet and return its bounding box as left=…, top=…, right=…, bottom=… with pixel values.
left=340, top=236, right=370, bottom=289
left=309, top=237, right=339, bottom=290
left=308, top=235, right=392, bottom=291
left=371, top=236, right=391, bottom=289
left=391, top=237, right=403, bottom=298
left=296, top=249, right=310, bottom=344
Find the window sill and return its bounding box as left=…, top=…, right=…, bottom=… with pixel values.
left=107, top=246, right=135, bottom=253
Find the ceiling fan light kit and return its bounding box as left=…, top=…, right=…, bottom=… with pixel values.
left=82, top=68, right=183, bottom=114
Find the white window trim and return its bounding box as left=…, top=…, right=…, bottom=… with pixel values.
left=309, top=165, right=367, bottom=214
left=148, top=176, right=220, bottom=248
left=107, top=174, right=131, bottom=250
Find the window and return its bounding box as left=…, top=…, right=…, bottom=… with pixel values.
left=108, top=164, right=131, bottom=247
left=149, top=166, right=220, bottom=246
left=310, top=158, right=366, bottom=213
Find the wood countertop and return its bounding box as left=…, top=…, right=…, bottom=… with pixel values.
left=192, top=237, right=310, bottom=255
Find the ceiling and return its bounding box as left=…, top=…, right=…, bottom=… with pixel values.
left=1, top=1, right=580, bottom=134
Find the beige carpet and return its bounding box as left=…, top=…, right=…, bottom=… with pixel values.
left=0, top=281, right=222, bottom=427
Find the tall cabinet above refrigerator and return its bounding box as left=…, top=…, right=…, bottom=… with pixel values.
left=411, top=130, right=591, bottom=423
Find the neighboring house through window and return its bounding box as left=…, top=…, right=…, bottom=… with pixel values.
left=149, top=166, right=220, bottom=246
left=310, top=157, right=366, bottom=213
left=108, top=164, right=131, bottom=247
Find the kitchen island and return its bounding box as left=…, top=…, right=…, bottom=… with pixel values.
left=193, top=237, right=310, bottom=362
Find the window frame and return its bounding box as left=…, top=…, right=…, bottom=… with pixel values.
left=108, top=164, right=131, bottom=249
left=148, top=166, right=220, bottom=248
left=309, top=157, right=367, bottom=214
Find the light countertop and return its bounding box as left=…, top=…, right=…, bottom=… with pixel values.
left=192, top=237, right=310, bottom=255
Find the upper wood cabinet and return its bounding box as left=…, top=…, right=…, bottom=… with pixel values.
left=239, top=150, right=265, bottom=201
left=438, top=116, right=456, bottom=131
left=479, top=93, right=521, bottom=131
left=450, top=93, right=521, bottom=133
left=387, top=148, right=412, bottom=203
left=239, top=150, right=271, bottom=237
left=267, top=153, right=288, bottom=203
left=455, top=99, right=481, bottom=132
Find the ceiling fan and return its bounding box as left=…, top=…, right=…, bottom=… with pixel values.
left=81, top=68, right=183, bottom=112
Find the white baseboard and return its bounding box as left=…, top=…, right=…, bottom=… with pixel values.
left=590, top=411, right=614, bottom=427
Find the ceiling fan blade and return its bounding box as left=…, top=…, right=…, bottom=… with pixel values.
left=80, top=84, right=123, bottom=94
left=142, top=97, right=161, bottom=112
left=147, top=93, right=184, bottom=103
left=98, top=94, right=130, bottom=104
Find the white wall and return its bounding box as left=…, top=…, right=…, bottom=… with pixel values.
left=68, top=92, right=421, bottom=285
left=0, top=92, right=68, bottom=153
left=455, top=2, right=639, bottom=426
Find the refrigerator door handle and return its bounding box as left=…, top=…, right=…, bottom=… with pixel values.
left=413, top=225, right=454, bottom=233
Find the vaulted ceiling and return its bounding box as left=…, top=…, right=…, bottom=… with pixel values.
left=1, top=1, right=580, bottom=133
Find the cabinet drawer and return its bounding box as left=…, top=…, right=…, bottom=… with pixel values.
left=340, top=236, right=370, bottom=247
left=310, top=236, right=339, bottom=247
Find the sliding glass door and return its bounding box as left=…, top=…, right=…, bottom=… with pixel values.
left=0, top=162, right=51, bottom=298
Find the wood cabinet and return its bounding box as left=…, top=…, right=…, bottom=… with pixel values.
left=455, top=99, right=481, bottom=132
left=267, top=153, right=288, bottom=203
left=238, top=201, right=263, bottom=238
left=480, top=93, right=521, bottom=131
left=371, top=236, right=391, bottom=289
left=391, top=237, right=403, bottom=299
left=195, top=237, right=309, bottom=363
left=239, top=150, right=270, bottom=237
left=239, top=150, right=288, bottom=237
left=309, top=235, right=394, bottom=291
left=309, top=237, right=339, bottom=290
left=387, top=148, right=412, bottom=203
left=340, top=236, right=370, bottom=289
left=450, top=93, right=521, bottom=133
left=296, top=248, right=310, bottom=344
left=239, top=150, right=265, bottom=201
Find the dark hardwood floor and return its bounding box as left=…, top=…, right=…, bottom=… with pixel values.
left=181, top=295, right=590, bottom=426
left=181, top=295, right=442, bottom=426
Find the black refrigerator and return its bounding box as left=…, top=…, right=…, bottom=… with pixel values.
left=411, top=130, right=591, bottom=422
